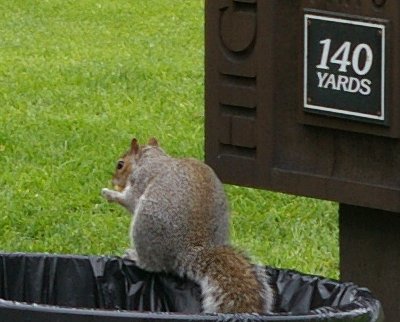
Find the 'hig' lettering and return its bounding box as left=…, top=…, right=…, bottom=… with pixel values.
left=317, top=72, right=372, bottom=96
left=315, top=39, right=373, bottom=96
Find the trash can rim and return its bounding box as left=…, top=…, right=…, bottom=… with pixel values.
left=0, top=294, right=380, bottom=321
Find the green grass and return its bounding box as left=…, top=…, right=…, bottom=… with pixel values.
left=0, top=0, right=339, bottom=279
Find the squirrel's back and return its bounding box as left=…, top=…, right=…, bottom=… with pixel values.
left=131, top=152, right=230, bottom=273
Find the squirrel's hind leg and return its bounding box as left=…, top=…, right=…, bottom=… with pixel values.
left=124, top=248, right=138, bottom=261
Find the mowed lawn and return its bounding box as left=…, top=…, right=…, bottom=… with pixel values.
left=0, top=1, right=339, bottom=278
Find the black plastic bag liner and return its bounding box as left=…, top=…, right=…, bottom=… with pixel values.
left=0, top=253, right=383, bottom=322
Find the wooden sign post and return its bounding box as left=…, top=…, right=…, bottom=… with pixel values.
left=205, top=1, right=400, bottom=320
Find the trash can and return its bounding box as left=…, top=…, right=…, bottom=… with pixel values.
left=0, top=253, right=383, bottom=322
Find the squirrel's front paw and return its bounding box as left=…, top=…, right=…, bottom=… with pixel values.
left=101, top=188, right=117, bottom=202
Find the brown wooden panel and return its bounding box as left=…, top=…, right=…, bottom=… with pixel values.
left=219, top=79, right=256, bottom=108
left=205, top=0, right=262, bottom=185
left=218, top=115, right=232, bottom=145
left=219, top=114, right=256, bottom=148
left=231, top=116, right=256, bottom=148
left=205, top=0, right=400, bottom=212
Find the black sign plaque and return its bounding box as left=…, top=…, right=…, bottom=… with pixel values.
left=304, top=13, right=386, bottom=123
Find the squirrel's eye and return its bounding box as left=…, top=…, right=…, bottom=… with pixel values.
left=116, top=160, right=124, bottom=170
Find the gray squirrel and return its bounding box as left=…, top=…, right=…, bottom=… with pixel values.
left=101, top=137, right=275, bottom=314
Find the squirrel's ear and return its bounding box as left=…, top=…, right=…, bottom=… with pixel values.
left=130, top=138, right=139, bottom=154
left=148, top=137, right=158, bottom=147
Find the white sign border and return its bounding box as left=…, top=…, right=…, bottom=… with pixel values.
left=304, top=14, right=386, bottom=121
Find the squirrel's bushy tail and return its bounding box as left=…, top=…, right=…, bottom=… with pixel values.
left=182, top=245, right=275, bottom=314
